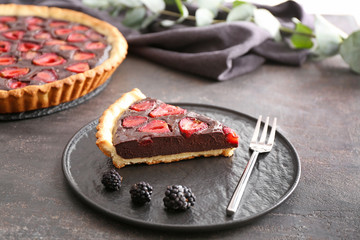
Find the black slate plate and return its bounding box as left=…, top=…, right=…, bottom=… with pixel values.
left=62, top=104, right=301, bottom=231
left=0, top=78, right=110, bottom=121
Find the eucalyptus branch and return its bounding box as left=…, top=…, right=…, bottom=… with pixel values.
left=280, top=26, right=316, bottom=38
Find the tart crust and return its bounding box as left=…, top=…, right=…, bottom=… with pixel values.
left=0, top=4, right=127, bottom=114
left=96, top=88, right=235, bottom=169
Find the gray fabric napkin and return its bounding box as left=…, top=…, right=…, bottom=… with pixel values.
left=2, top=0, right=312, bottom=80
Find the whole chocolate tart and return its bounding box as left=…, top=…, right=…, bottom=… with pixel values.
left=0, top=4, right=127, bottom=114
left=96, top=88, right=239, bottom=168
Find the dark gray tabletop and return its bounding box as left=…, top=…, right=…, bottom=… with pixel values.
left=1, top=16, right=359, bottom=239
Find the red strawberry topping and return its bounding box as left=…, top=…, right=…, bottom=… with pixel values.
left=66, top=62, right=89, bottom=73
left=18, top=42, right=42, bottom=52
left=0, top=56, right=16, bottom=65
left=34, top=31, right=52, bottom=40
left=49, top=21, right=68, bottom=28
left=55, top=28, right=73, bottom=35
left=67, top=33, right=88, bottom=42
left=138, top=120, right=170, bottom=133
left=32, top=69, right=57, bottom=83
left=73, top=51, right=95, bottom=60
left=0, top=23, right=9, bottom=32
left=45, top=39, right=66, bottom=46
left=33, top=53, right=66, bottom=66
left=0, top=16, right=16, bottom=22
left=0, top=41, right=11, bottom=53
left=122, top=116, right=148, bottom=128
left=149, top=103, right=186, bottom=118
left=130, top=100, right=155, bottom=112
left=0, top=67, right=29, bottom=78
left=3, top=30, right=25, bottom=40
left=25, top=17, right=44, bottom=25
left=72, top=25, right=89, bottom=31
left=179, top=117, right=208, bottom=138
left=223, top=127, right=239, bottom=145
left=8, top=80, right=28, bottom=89
left=59, top=45, right=79, bottom=51
left=85, top=41, right=106, bottom=50
left=27, top=24, right=42, bottom=31
left=21, top=51, right=40, bottom=60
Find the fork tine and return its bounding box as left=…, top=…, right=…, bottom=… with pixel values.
left=251, top=115, right=262, bottom=143
left=259, top=116, right=269, bottom=143
left=267, top=117, right=277, bottom=145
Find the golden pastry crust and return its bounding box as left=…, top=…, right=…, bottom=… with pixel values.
left=96, top=88, right=236, bottom=169
left=0, top=4, right=127, bottom=113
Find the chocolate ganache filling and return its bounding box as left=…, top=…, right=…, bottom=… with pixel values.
left=113, top=98, right=238, bottom=159
left=0, top=16, right=110, bottom=90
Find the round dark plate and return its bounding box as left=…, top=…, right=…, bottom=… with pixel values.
left=62, top=104, right=301, bottom=231
left=0, top=78, right=110, bottom=121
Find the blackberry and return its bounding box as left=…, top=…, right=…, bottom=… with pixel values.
left=101, top=169, right=122, bottom=191
left=130, top=182, right=153, bottom=205
left=163, top=185, right=196, bottom=211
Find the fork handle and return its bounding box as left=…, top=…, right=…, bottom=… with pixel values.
left=226, top=150, right=259, bottom=216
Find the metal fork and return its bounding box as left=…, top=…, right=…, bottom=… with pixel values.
left=226, top=116, right=277, bottom=216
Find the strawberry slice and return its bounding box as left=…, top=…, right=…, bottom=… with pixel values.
left=18, top=42, right=42, bottom=52
left=33, top=53, right=66, bottom=66
left=130, top=100, right=155, bottom=112
left=55, top=28, right=73, bottom=35
left=32, top=69, right=57, bottom=83
left=66, top=62, right=89, bottom=73
left=0, top=67, right=29, bottom=78
left=73, top=51, right=95, bottom=60
left=34, top=31, right=51, bottom=40
left=45, top=39, right=66, bottom=46
left=86, top=31, right=103, bottom=40
left=8, top=80, right=28, bottom=89
left=21, top=51, right=40, bottom=60
left=138, top=120, right=170, bottom=133
left=0, top=16, right=16, bottom=22
left=179, top=117, right=208, bottom=138
left=59, top=45, right=79, bottom=51
left=3, top=30, right=25, bottom=40
left=0, top=56, right=16, bottom=65
left=67, top=33, right=88, bottom=42
left=0, top=23, right=9, bottom=32
left=223, top=127, right=239, bottom=145
left=72, top=25, right=89, bottom=31
left=25, top=17, right=44, bottom=25
left=27, top=24, right=42, bottom=31
left=122, top=116, right=148, bottom=128
left=149, top=103, right=186, bottom=118
left=0, top=41, right=11, bottom=53
left=49, top=21, right=68, bottom=28
left=85, top=41, right=106, bottom=50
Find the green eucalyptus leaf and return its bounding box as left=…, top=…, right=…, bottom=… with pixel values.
left=226, top=3, right=255, bottom=22
left=310, top=15, right=343, bottom=60
left=161, top=19, right=176, bottom=27
left=109, top=0, right=142, bottom=8
left=290, top=20, right=314, bottom=49
left=83, top=0, right=110, bottom=9
left=253, top=8, right=281, bottom=42
left=340, top=30, right=360, bottom=74
left=197, top=0, right=223, bottom=16
left=195, top=8, right=214, bottom=26
left=122, top=7, right=147, bottom=29
left=233, top=1, right=246, bottom=8
left=141, top=0, right=165, bottom=13
left=141, top=13, right=160, bottom=29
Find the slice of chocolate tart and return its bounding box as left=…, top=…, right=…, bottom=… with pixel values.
left=96, top=88, right=239, bottom=168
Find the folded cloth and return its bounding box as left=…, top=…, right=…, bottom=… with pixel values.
left=3, top=0, right=312, bottom=81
